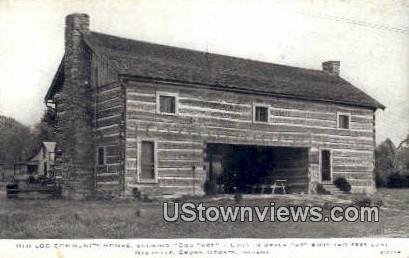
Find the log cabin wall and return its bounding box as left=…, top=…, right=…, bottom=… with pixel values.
left=92, top=53, right=125, bottom=196
left=270, top=148, right=309, bottom=193
left=123, top=78, right=376, bottom=196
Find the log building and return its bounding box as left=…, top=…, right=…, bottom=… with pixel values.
left=45, top=13, right=385, bottom=198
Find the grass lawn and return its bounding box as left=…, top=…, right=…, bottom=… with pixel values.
left=0, top=188, right=408, bottom=238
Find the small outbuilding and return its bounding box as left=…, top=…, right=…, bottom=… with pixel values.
left=27, top=142, right=56, bottom=177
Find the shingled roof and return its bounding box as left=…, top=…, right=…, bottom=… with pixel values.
left=48, top=31, right=385, bottom=110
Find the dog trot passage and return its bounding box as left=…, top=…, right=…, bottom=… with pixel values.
left=44, top=13, right=385, bottom=198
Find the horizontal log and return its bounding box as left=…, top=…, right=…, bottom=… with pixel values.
left=158, top=150, right=203, bottom=160
left=157, top=141, right=203, bottom=149
left=157, top=159, right=203, bottom=169
left=106, top=156, right=122, bottom=164
left=126, top=125, right=373, bottom=151
left=126, top=111, right=374, bottom=138
left=179, top=98, right=251, bottom=113
left=97, top=89, right=121, bottom=103
left=271, top=115, right=336, bottom=128
left=96, top=135, right=121, bottom=145
left=158, top=177, right=204, bottom=186
left=97, top=106, right=123, bottom=118
left=98, top=98, right=122, bottom=111
left=96, top=173, right=120, bottom=182
left=126, top=118, right=373, bottom=144
left=179, top=107, right=251, bottom=121
left=98, top=84, right=121, bottom=95
left=127, top=93, right=156, bottom=103
left=157, top=169, right=204, bottom=178
left=125, top=80, right=374, bottom=117
left=97, top=125, right=120, bottom=135
left=105, top=145, right=121, bottom=156
left=97, top=181, right=120, bottom=186
left=107, top=164, right=122, bottom=173
left=98, top=81, right=121, bottom=92
left=333, top=165, right=374, bottom=172
left=344, top=179, right=374, bottom=187
left=332, top=172, right=373, bottom=180
left=332, top=149, right=374, bottom=156
left=97, top=115, right=121, bottom=127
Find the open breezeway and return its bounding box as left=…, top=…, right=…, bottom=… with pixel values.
left=206, top=143, right=309, bottom=194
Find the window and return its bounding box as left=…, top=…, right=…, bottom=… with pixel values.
left=139, top=141, right=156, bottom=182
left=253, top=104, right=269, bottom=123
left=97, top=147, right=105, bottom=166
left=157, top=92, right=178, bottom=114
left=337, top=113, right=350, bottom=129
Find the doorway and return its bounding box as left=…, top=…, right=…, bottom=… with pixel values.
left=320, top=150, right=332, bottom=182
left=206, top=143, right=309, bottom=194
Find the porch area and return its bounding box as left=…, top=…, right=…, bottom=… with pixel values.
left=206, top=143, right=310, bottom=195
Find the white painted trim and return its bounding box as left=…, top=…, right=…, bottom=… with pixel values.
left=156, top=91, right=179, bottom=115
left=337, top=112, right=351, bottom=130
left=137, top=138, right=158, bottom=184
left=252, top=103, right=271, bottom=124
left=319, top=148, right=333, bottom=183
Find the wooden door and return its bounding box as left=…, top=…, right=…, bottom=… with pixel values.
left=321, top=150, right=331, bottom=181
left=141, top=141, right=155, bottom=179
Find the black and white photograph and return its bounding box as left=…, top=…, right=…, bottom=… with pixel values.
left=0, top=0, right=408, bottom=257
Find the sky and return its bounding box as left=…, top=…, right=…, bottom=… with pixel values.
left=0, top=0, right=408, bottom=144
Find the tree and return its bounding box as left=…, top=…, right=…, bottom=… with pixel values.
left=0, top=111, right=56, bottom=166
left=31, top=110, right=57, bottom=145
left=374, top=138, right=396, bottom=187
left=396, top=134, right=409, bottom=169
left=0, top=116, right=37, bottom=164
left=375, top=134, right=409, bottom=188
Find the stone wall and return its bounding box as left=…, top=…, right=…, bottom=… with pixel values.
left=54, top=13, right=95, bottom=198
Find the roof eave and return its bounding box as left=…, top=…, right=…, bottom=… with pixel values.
left=44, top=57, right=64, bottom=103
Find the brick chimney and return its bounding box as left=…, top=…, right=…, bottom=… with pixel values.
left=55, top=13, right=95, bottom=198
left=322, top=61, right=340, bottom=76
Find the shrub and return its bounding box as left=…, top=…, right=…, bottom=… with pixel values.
left=353, top=197, right=372, bottom=207
left=204, top=180, right=218, bottom=195
left=352, top=196, right=383, bottom=210
left=386, top=170, right=409, bottom=188
left=310, top=181, right=330, bottom=194
left=374, top=139, right=396, bottom=187
left=333, top=177, right=351, bottom=193
left=387, top=172, right=403, bottom=188
left=373, top=198, right=383, bottom=207
left=132, top=188, right=142, bottom=199
left=316, top=183, right=330, bottom=195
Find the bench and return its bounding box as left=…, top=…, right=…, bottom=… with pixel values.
left=251, top=179, right=287, bottom=194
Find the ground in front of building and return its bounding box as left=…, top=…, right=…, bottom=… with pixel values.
left=0, top=188, right=407, bottom=238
